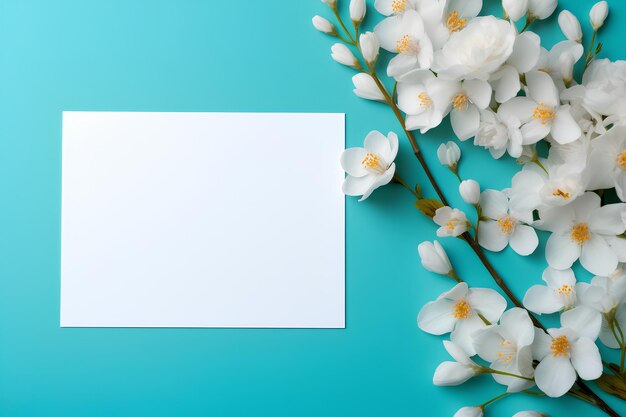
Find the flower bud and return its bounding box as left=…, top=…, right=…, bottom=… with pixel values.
left=437, top=141, right=461, bottom=170
left=590, top=1, right=609, bottom=30
left=359, top=32, right=379, bottom=65
left=558, top=10, right=582, bottom=42
left=331, top=43, right=359, bottom=68
left=349, top=0, right=366, bottom=24
left=513, top=412, right=548, bottom=417
left=528, top=0, right=557, bottom=20
left=503, top=0, right=528, bottom=22
left=454, top=407, right=483, bottom=417
left=352, top=73, right=385, bottom=101
left=559, top=52, right=576, bottom=86
left=312, top=16, right=335, bottom=35
left=459, top=180, right=480, bottom=205
left=418, top=241, right=452, bottom=275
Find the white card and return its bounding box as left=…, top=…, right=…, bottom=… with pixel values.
left=60, top=112, right=345, bottom=328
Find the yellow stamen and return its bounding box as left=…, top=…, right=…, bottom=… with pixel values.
left=570, top=223, right=591, bottom=245
left=361, top=153, right=385, bottom=174
left=418, top=92, right=433, bottom=109
left=391, top=0, right=406, bottom=13
left=396, top=34, right=419, bottom=54
left=532, top=102, right=555, bottom=125
left=552, top=188, right=570, bottom=199
left=556, top=284, right=573, bottom=296
left=617, top=150, right=626, bottom=169
left=452, top=92, right=469, bottom=111
left=453, top=299, right=471, bottom=320
left=446, top=10, right=467, bottom=32
left=497, top=340, right=515, bottom=363
left=497, top=216, right=515, bottom=235
left=550, top=335, right=571, bottom=357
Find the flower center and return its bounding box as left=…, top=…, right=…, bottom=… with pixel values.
left=556, top=284, right=573, bottom=296
left=396, top=34, right=419, bottom=54
left=452, top=92, right=469, bottom=111
left=532, top=102, right=556, bottom=125
left=497, top=216, right=515, bottom=235
left=570, top=223, right=591, bottom=245
left=452, top=299, right=471, bottom=320
left=391, top=0, right=406, bottom=13
left=617, top=150, right=626, bottom=169
left=446, top=10, right=467, bottom=32
left=418, top=92, right=433, bottom=109
left=552, top=188, right=570, bottom=199
left=361, top=152, right=386, bottom=174
left=445, top=217, right=462, bottom=233
left=550, top=335, right=571, bottom=357
left=496, top=340, right=516, bottom=363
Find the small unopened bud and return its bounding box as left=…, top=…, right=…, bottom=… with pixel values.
left=331, top=43, right=359, bottom=69
left=359, top=32, right=379, bottom=66
left=590, top=1, right=609, bottom=30
left=558, top=10, right=582, bottom=43
left=559, top=52, right=576, bottom=87
left=312, top=16, right=336, bottom=35
left=503, top=0, right=528, bottom=22
left=459, top=180, right=480, bottom=205
left=349, top=0, right=366, bottom=25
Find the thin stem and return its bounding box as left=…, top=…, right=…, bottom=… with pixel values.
left=480, top=392, right=510, bottom=408
left=332, top=9, right=355, bottom=44
left=521, top=15, right=535, bottom=32
left=585, top=30, right=598, bottom=69
left=447, top=270, right=463, bottom=283
left=489, top=369, right=534, bottom=381
left=393, top=173, right=419, bottom=199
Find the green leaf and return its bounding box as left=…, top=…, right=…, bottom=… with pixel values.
left=414, top=199, right=444, bottom=219
left=597, top=372, right=626, bottom=401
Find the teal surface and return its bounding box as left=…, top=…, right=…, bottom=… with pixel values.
left=0, top=0, right=624, bottom=416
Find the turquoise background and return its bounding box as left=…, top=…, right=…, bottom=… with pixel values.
left=0, top=0, right=624, bottom=416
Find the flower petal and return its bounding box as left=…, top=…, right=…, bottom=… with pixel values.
left=523, top=285, right=563, bottom=314
left=468, top=288, right=507, bottom=322
left=451, top=314, right=485, bottom=356
left=364, top=130, right=392, bottom=162
left=417, top=298, right=456, bottom=335
left=561, top=306, right=601, bottom=340
left=546, top=233, right=580, bottom=270
left=340, top=148, right=368, bottom=177
left=478, top=220, right=510, bottom=252
left=535, top=354, right=577, bottom=397
left=463, top=79, right=492, bottom=109
left=526, top=71, right=559, bottom=108
left=480, top=189, right=509, bottom=219
left=451, top=105, right=480, bottom=141
left=551, top=107, right=582, bottom=145
left=571, top=337, right=602, bottom=380
left=580, top=234, right=618, bottom=276
left=433, top=361, right=477, bottom=386
left=509, top=224, right=539, bottom=256
left=342, top=174, right=377, bottom=197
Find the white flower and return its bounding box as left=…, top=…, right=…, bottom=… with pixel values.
left=558, top=10, right=582, bottom=43
left=533, top=306, right=602, bottom=397
left=523, top=267, right=580, bottom=314
left=445, top=79, right=494, bottom=141
left=434, top=207, right=470, bottom=237
left=418, top=282, right=507, bottom=355
left=579, top=273, right=626, bottom=348
left=433, top=340, right=484, bottom=386
left=474, top=109, right=524, bottom=159
left=374, top=10, right=434, bottom=77
left=374, top=0, right=417, bottom=16
left=396, top=70, right=449, bottom=133
left=503, top=0, right=528, bottom=22
left=312, top=16, right=335, bottom=34
left=454, top=407, right=483, bottom=417
left=478, top=189, right=539, bottom=256
left=352, top=73, right=385, bottom=101
left=437, top=141, right=461, bottom=170
left=418, top=240, right=453, bottom=275
left=528, top=0, right=557, bottom=20
left=360, top=32, right=380, bottom=66
left=349, top=0, right=366, bottom=24
left=460, top=180, right=480, bottom=205
left=340, top=131, right=399, bottom=201
left=331, top=43, right=359, bottom=68
left=473, top=308, right=535, bottom=392
left=542, top=192, right=626, bottom=276
left=499, top=71, right=581, bottom=145
left=533, top=40, right=584, bottom=90
left=491, top=31, right=541, bottom=103
left=587, top=126, right=626, bottom=201
left=433, top=16, right=516, bottom=81
left=590, top=1, right=609, bottom=30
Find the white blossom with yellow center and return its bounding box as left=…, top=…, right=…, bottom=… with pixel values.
left=418, top=282, right=507, bottom=356
left=523, top=267, right=580, bottom=314
left=340, top=130, right=399, bottom=202
left=477, top=189, right=539, bottom=256
left=534, top=306, right=602, bottom=397
left=543, top=192, right=624, bottom=276
left=473, top=308, right=535, bottom=392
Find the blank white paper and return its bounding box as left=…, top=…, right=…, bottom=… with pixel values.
left=60, top=112, right=345, bottom=328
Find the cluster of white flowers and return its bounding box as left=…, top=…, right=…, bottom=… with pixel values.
left=314, top=0, right=626, bottom=415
